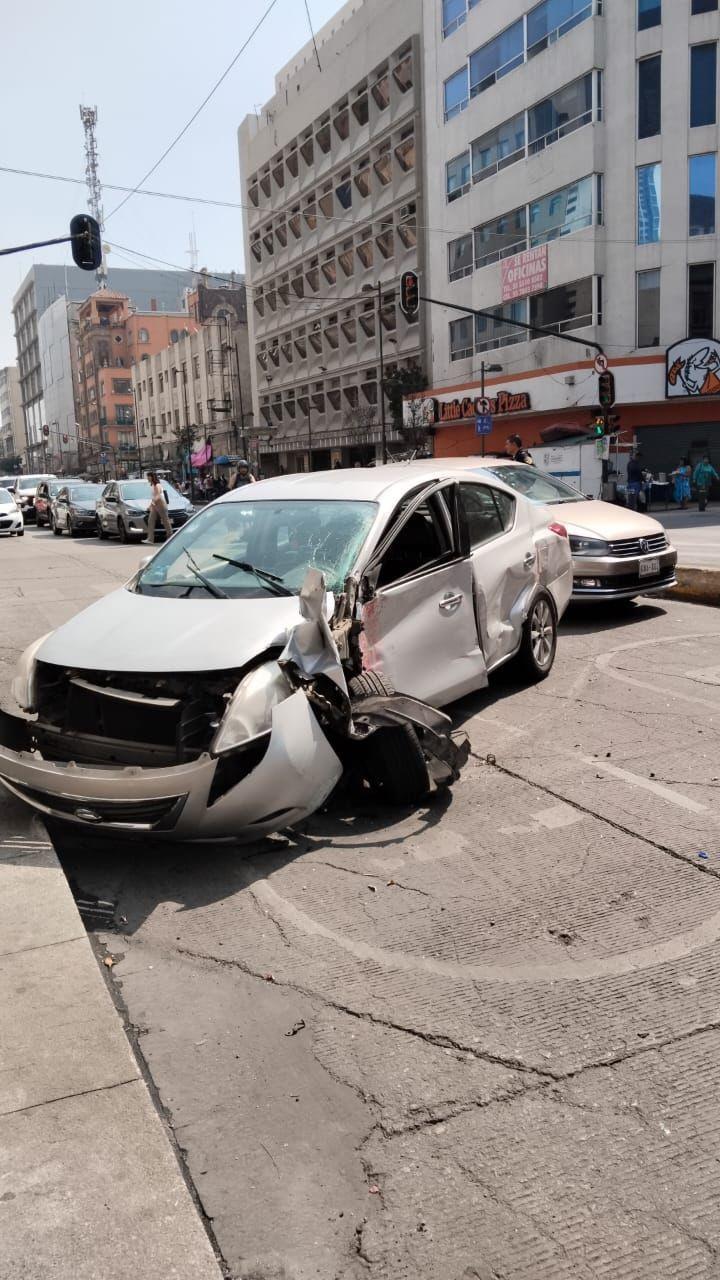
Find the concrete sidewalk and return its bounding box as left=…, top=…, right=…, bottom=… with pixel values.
left=0, top=786, right=223, bottom=1280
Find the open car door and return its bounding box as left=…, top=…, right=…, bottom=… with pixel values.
left=359, top=481, right=487, bottom=706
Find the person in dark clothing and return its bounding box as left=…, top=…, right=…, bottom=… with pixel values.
left=626, top=453, right=644, bottom=510
left=231, top=460, right=255, bottom=489
left=505, top=434, right=535, bottom=465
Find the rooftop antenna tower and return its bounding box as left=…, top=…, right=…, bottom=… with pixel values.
left=187, top=227, right=199, bottom=274
left=79, top=105, right=107, bottom=289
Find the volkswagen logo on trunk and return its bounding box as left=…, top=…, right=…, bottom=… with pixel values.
left=639, top=538, right=649, bottom=554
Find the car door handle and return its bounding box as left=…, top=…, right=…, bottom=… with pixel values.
left=523, top=552, right=536, bottom=569
left=439, top=592, right=464, bottom=612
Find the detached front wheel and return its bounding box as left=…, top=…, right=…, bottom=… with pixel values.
left=349, top=671, right=430, bottom=805
left=514, top=592, right=557, bottom=682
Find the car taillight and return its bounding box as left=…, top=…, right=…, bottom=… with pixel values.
left=548, top=522, right=568, bottom=538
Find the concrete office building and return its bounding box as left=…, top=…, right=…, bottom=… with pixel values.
left=420, top=0, right=720, bottom=473
left=12, top=264, right=196, bottom=467
left=133, top=280, right=251, bottom=471
left=238, top=0, right=424, bottom=472
left=37, top=298, right=82, bottom=471
left=0, top=367, right=24, bottom=466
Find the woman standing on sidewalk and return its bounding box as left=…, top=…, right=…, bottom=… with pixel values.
left=693, top=455, right=719, bottom=511
left=146, top=472, right=173, bottom=544
left=671, top=458, right=692, bottom=509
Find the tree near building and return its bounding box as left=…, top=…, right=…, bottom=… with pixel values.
left=172, top=421, right=199, bottom=465
left=381, top=362, right=432, bottom=452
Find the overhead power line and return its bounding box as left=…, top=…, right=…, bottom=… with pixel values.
left=104, top=0, right=282, bottom=222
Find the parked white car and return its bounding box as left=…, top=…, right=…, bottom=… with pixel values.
left=0, top=487, right=23, bottom=538
left=0, top=465, right=571, bottom=840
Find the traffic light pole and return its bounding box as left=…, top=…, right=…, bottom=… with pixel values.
left=418, top=294, right=606, bottom=357
left=0, top=235, right=73, bottom=258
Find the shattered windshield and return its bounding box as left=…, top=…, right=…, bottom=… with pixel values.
left=134, top=498, right=378, bottom=599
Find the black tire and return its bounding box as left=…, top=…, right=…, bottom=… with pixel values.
left=69, top=521, right=80, bottom=538
left=118, top=518, right=130, bottom=543
left=17, top=529, right=24, bottom=537
left=349, top=671, right=430, bottom=805
left=97, top=518, right=108, bottom=541
left=513, top=592, right=557, bottom=682
left=52, top=518, right=63, bottom=537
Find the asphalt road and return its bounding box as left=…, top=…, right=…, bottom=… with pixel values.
left=3, top=525, right=720, bottom=1280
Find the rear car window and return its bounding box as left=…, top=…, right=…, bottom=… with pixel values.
left=459, top=483, right=515, bottom=548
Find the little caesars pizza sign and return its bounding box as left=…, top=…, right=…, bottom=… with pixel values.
left=429, top=390, right=531, bottom=424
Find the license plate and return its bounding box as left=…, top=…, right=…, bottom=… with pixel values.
left=639, top=557, right=660, bottom=577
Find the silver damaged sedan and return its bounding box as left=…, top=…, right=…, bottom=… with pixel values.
left=0, top=466, right=572, bottom=840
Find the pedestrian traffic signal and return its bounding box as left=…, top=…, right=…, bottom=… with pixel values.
left=591, top=416, right=606, bottom=438
left=70, top=214, right=103, bottom=271
left=598, top=370, right=615, bottom=408
left=399, top=270, right=419, bottom=320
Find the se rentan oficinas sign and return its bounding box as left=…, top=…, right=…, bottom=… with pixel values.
left=432, top=391, right=531, bottom=424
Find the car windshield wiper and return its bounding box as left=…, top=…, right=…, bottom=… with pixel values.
left=212, top=553, right=294, bottom=596
left=183, top=549, right=228, bottom=599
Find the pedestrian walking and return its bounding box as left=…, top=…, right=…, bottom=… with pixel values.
left=505, top=434, right=535, bottom=465
left=626, top=453, right=643, bottom=510
left=671, top=457, right=692, bottom=509
left=692, top=455, right=719, bottom=511
left=231, top=459, right=256, bottom=489
left=146, top=471, right=173, bottom=543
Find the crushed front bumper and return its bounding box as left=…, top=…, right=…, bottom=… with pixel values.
left=0, top=691, right=343, bottom=842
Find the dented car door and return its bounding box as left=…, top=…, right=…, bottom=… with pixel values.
left=458, top=481, right=535, bottom=669
left=360, top=483, right=487, bottom=706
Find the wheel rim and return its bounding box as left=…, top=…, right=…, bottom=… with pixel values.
left=530, top=599, right=554, bottom=668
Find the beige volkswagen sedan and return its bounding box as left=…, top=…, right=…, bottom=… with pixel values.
left=412, top=459, right=677, bottom=603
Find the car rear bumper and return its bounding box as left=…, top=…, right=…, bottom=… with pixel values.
left=0, top=691, right=343, bottom=842
left=571, top=547, right=678, bottom=600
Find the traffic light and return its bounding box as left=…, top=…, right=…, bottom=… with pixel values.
left=591, top=416, right=605, bottom=438
left=399, top=270, right=419, bottom=320
left=598, top=370, right=615, bottom=408
left=70, top=214, right=103, bottom=271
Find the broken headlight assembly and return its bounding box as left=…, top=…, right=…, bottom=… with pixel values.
left=11, top=633, right=53, bottom=712
left=211, top=660, right=293, bottom=756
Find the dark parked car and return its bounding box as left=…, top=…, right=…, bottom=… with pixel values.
left=36, top=478, right=83, bottom=529
left=51, top=483, right=105, bottom=537
left=95, top=479, right=193, bottom=542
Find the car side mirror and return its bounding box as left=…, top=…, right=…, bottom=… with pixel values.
left=360, top=566, right=381, bottom=602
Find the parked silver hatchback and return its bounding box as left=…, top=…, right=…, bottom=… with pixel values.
left=95, top=478, right=193, bottom=542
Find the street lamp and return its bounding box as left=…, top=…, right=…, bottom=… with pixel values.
left=362, top=283, right=388, bottom=465
left=479, top=361, right=503, bottom=457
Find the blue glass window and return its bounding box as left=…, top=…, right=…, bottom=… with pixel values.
left=528, top=74, right=593, bottom=153
left=527, top=0, right=593, bottom=58
left=474, top=207, right=527, bottom=269
left=637, top=163, right=661, bottom=244
left=638, top=0, right=661, bottom=30
left=442, top=0, right=466, bottom=37
left=469, top=20, right=524, bottom=97
left=471, top=112, right=526, bottom=182
left=693, top=0, right=718, bottom=14
left=444, top=67, right=469, bottom=120
left=689, top=153, right=716, bottom=235
left=530, top=175, right=594, bottom=245
left=475, top=302, right=527, bottom=353
left=450, top=317, right=473, bottom=361
left=446, top=150, right=471, bottom=201
left=638, top=55, right=661, bottom=138
left=691, top=44, right=717, bottom=126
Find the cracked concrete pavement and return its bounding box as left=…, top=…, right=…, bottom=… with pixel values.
left=4, top=527, right=720, bottom=1279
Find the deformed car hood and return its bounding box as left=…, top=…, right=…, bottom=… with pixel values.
left=37, top=587, right=308, bottom=673
left=549, top=500, right=667, bottom=540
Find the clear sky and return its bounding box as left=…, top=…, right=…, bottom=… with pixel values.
left=0, top=0, right=343, bottom=367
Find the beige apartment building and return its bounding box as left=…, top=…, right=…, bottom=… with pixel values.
left=238, top=0, right=425, bottom=472
left=132, top=282, right=251, bottom=470
left=0, top=367, right=24, bottom=467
